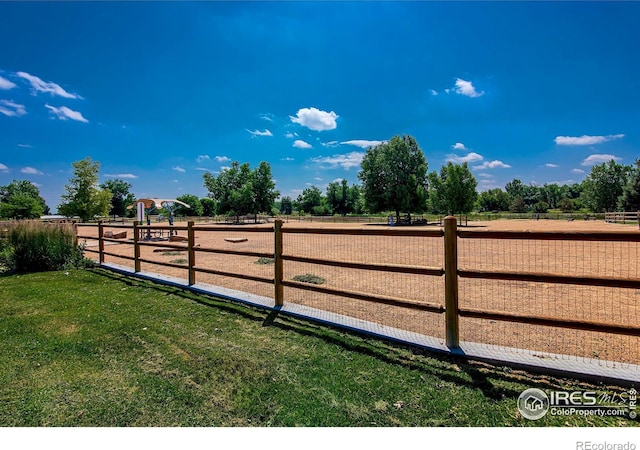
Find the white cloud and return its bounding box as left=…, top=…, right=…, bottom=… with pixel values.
left=314, top=177, right=323, bottom=181
left=196, top=155, right=210, bottom=163
left=45, top=104, right=88, bottom=123
left=220, top=166, right=231, bottom=172
left=246, top=128, right=273, bottom=137
left=430, top=89, right=438, bottom=96
left=311, top=151, right=364, bottom=170
left=545, top=163, right=559, bottom=168
left=260, top=114, right=273, bottom=122
left=447, top=152, right=484, bottom=164
left=554, top=134, right=625, bottom=146
left=340, top=140, right=383, bottom=149
left=290, top=107, right=338, bottom=131
left=0, top=76, right=16, bottom=90
left=20, top=166, right=43, bottom=175
left=16, top=71, right=82, bottom=99
left=17, top=144, right=32, bottom=148
left=0, top=100, right=26, bottom=117
left=293, top=140, right=312, bottom=149
left=215, top=156, right=230, bottom=163
left=454, top=78, right=484, bottom=98
left=452, top=143, right=468, bottom=151
left=571, top=168, right=585, bottom=174
left=195, top=168, right=211, bottom=172
left=281, top=157, right=294, bottom=161
left=104, top=173, right=138, bottom=179
left=285, top=132, right=297, bottom=139
left=172, top=166, right=186, bottom=173
left=581, top=154, right=621, bottom=166
left=473, top=160, right=511, bottom=169
left=321, top=141, right=340, bottom=148
left=0, top=163, right=9, bottom=173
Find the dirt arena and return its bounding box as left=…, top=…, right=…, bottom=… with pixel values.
left=81, top=218, right=640, bottom=366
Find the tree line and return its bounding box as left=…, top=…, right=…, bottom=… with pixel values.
left=1, top=136, right=639, bottom=221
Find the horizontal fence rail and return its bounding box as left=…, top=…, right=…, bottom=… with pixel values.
left=75, top=216, right=640, bottom=374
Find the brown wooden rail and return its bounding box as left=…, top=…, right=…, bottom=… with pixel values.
left=458, top=269, right=640, bottom=289
left=282, top=254, right=444, bottom=277
left=283, top=226, right=444, bottom=238
left=458, top=229, right=640, bottom=242
left=459, top=307, right=640, bottom=337
left=281, top=279, right=445, bottom=313
left=192, top=266, right=273, bottom=284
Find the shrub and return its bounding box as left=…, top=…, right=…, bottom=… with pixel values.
left=292, top=273, right=326, bottom=285
left=2, top=221, right=93, bottom=273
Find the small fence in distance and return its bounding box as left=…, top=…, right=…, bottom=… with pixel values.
left=76, top=218, right=640, bottom=383
left=605, top=211, right=639, bottom=225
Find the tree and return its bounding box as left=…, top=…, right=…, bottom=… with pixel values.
left=510, top=196, right=527, bottom=213
left=541, top=183, right=561, bottom=209
left=580, top=160, right=630, bottom=212
left=427, top=162, right=478, bottom=215
left=294, top=186, right=326, bottom=214
left=202, top=161, right=279, bottom=221
left=252, top=161, right=280, bottom=217
left=100, top=179, right=136, bottom=218
left=0, top=180, right=49, bottom=219
left=477, top=188, right=510, bottom=212
left=200, top=198, right=216, bottom=216
left=58, top=157, right=112, bottom=222
left=618, top=160, right=640, bottom=211
left=505, top=178, right=525, bottom=201
left=174, top=194, right=203, bottom=217
left=279, top=196, right=293, bottom=215
left=358, top=135, right=428, bottom=223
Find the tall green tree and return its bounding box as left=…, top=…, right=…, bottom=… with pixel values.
left=100, top=179, right=136, bottom=218
left=358, top=135, right=428, bottom=223
left=279, top=196, right=293, bottom=215
left=200, top=197, right=217, bottom=216
left=477, top=188, right=510, bottom=212
left=0, top=180, right=49, bottom=219
left=252, top=161, right=279, bottom=217
left=325, top=179, right=363, bottom=216
left=580, top=160, right=630, bottom=212
left=174, top=194, right=203, bottom=217
left=202, top=161, right=279, bottom=221
left=427, top=162, right=478, bottom=215
left=294, top=186, right=327, bottom=214
left=58, top=157, right=112, bottom=222
left=618, top=160, right=640, bottom=211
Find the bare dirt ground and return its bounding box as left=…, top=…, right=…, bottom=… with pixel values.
left=80, top=218, right=640, bottom=366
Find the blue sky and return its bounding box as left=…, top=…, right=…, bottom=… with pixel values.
left=1, top=1, right=639, bottom=212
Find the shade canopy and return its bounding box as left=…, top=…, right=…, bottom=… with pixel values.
left=128, top=198, right=190, bottom=210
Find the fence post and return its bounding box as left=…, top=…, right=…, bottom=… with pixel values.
left=133, top=221, right=141, bottom=273
left=98, top=221, right=105, bottom=264
left=187, top=221, right=195, bottom=285
left=274, top=219, right=284, bottom=306
left=444, top=216, right=460, bottom=348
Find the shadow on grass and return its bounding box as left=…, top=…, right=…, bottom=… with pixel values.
left=89, top=267, right=624, bottom=401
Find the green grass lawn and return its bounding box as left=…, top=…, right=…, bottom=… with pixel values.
left=0, top=268, right=636, bottom=427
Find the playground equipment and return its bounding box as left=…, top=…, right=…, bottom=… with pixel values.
left=130, top=198, right=190, bottom=239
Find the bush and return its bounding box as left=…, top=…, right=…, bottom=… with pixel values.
left=1, top=221, right=93, bottom=273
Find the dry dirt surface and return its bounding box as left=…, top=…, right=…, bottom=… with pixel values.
left=82, top=218, right=640, bottom=366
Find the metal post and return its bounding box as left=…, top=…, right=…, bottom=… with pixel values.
left=274, top=219, right=284, bottom=306
left=133, top=221, right=141, bottom=273
left=444, top=216, right=460, bottom=348
left=187, top=221, right=195, bottom=285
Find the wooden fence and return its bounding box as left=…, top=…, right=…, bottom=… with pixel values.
left=605, top=211, right=639, bottom=225
left=76, top=217, right=640, bottom=369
